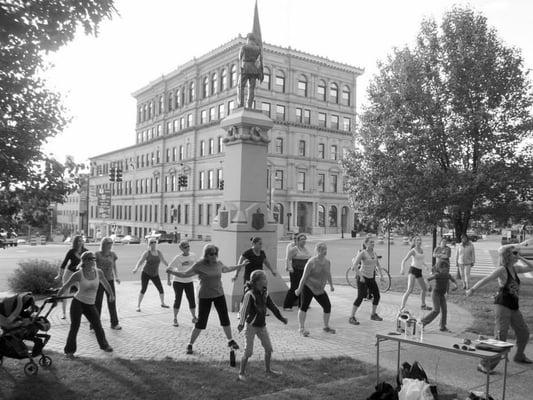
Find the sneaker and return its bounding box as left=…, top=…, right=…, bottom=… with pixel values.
left=136, top=307, right=141, bottom=312
left=323, top=326, right=336, bottom=334
left=228, top=339, right=240, bottom=350
left=439, top=327, right=451, bottom=332
left=186, top=344, right=193, bottom=354
left=283, top=307, right=293, bottom=312
left=192, top=317, right=198, bottom=324
left=161, top=304, right=170, bottom=308
left=61, top=315, right=67, bottom=320
left=348, top=317, right=360, bottom=325
left=101, top=346, right=113, bottom=353
left=173, top=320, right=179, bottom=327
left=370, top=313, right=383, bottom=321
left=238, top=374, right=247, bottom=382
left=299, top=328, right=310, bottom=337
left=514, top=356, right=533, bottom=364
left=267, top=369, right=282, bottom=376
left=420, top=305, right=432, bottom=311
left=111, top=324, right=122, bottom=330
left=65, top=352, right=76, bottom=359
left=477, top=364, right=494, bottom=374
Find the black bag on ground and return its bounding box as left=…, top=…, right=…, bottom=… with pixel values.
left=367, top=381, right=398, bottom=400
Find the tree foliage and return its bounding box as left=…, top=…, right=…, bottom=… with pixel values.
left=0, top=0, right=116, bottom=228
left=342, top=6, right=533, bottom=237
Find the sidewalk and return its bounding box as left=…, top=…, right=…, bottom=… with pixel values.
left=3, top=282, right=533, bottom=398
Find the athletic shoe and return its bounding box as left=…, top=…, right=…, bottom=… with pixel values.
left=514, top=356, right=533, bottom=364
left=111, top=324, right=122, bottom=330
left=186, top=344, right=193, bottom=354
left=370, top=313, right=383, bottom=321
left=267, top=369, right=282, bottom=376
left=101, top=346, right=113, bottom=353
left=192, top=317, right=198, bottom=324
left=299, top=329, right=310, bottom=337
left=228, top=339, right=240, bottom=350
left=348, top=317, right=360, bottom=325
left=238, top=374, right=247, bottom=382
left=323, top=326, right=336, bottom=334
left=420, top=305, right=432, bottom=311
left=161, top=304, right=170, bottom=308
left=65, top=352, right=76, bottom=359
left=173, top=321, right=179, bottom=327
left=439, top=327, right=451, bottom=332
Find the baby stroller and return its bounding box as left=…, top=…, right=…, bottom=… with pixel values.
left=0, top=292, right=69, bottom=376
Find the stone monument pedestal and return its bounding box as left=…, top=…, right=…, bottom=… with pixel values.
left=213, top=108, right=288, bottom=311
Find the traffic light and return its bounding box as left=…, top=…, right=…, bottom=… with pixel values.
left=218, top=179, right=224, bottom=190
left=115, top=168, right=123, bottom=182
left=178, top=174, right=188, bottom=187
left=109, top=167, right=116, bottom=182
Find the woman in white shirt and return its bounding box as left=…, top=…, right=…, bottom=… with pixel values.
left=167, top=240, right=198, bottom=327
left=456, top=234, right=476, bottom=290
left=399, top=236, right=432, bottom=311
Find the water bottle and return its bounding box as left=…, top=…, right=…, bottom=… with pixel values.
left=230, top=350, right=236, bottom=367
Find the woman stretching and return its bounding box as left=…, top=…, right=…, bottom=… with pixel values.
left=167, top=240, right=198, bottom=327
left=283, top=233, right=311, bottom=311
left=57, top=251, right=114, bottom=357
left=349, top=237, right=383, bottom=325
left=400, top=236, right=432, bottom=311
left=132, top=239, right=170, bottom=311
left=467, top=245, right=533, bottom=373
left=166, top=244, right=248, bottom=354
left=294, top=242, right=335, bottom=336
left=233, top=236, right=278, bottom=285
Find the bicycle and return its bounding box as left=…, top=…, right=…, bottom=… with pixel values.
left=345, top=265, right=391, bottom=293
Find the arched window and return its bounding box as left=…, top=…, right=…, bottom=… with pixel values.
left=262, top=67, right=271, bottom=90
left=180, top=88, right=185, bottom=106
left=202, top=77, right=209, bottom=99
left=297, top=75, right=308, bottom=97
left=230, top=64, right=237, bottom=88
left=342, top=85, right=351, bottom=106
left=328, top=205, right=338, bottom=227
left=330, top=82, right=339, bottom=104
left=175, top=89, right=180, bottom=108
left=148, top=101, right=153, bottom=119
left=167, top=93, right=173, bottom=112
left=341, top=206, right=349, bottom=230
left=318, top=205, right=325, bottom=227
left=275, top=70, right=285, bottom=93
left=317, top=80, right=326, bottom=101
left=273, top=203, right=284, bottom=224
left=189, top=81, right=195, bottom=103
left=211, top=72, right=218, bottom=95
left=220, top=68, right=227, bottom=91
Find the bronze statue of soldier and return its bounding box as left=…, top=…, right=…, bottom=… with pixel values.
left=237, top=33, right=264, bottom=109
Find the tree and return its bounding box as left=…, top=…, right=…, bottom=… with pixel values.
left=0, top=0, right=116, bottom=228
left=342, top=6, right=533, bottom=240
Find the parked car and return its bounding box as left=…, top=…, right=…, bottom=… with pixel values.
left=144, top=230, right=174, bottom=244
left=109, top=234, right=125, bottom=243
left=120, top=235, right=141, bottom=244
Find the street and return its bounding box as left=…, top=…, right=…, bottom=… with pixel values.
left=0, top=235, right=505, bottom=293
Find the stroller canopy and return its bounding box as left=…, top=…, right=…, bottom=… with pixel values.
left=0, top=293, right=34, bottom=328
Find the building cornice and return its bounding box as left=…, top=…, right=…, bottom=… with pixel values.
left=132, top=36, right=364, bottom=98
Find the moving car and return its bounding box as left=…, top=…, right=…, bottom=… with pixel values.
left=120, top=235, right=141, bottom=244
left=144, top=230, right=174, bottom=244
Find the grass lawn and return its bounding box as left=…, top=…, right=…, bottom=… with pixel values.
left=0, top=355, right=386, bottom=400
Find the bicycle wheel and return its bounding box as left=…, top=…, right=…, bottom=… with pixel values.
left=345, top=267, right=358, bottom=289
left=378, top=269, right=391, bottom=292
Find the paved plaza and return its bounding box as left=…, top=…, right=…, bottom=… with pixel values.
left=5, top=281, right=528, bottom=399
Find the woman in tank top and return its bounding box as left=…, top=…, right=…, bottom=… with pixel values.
left=132, top=239, right=170, bottom=312
left=57, top=251, right=114, bottom=357
left=283, top=233, right=312, bottom=311
left=467, top=245, right=533, bottom=373
left=399, top=236, right=432, bottom=311
left=294, top=242, right=335, bottom=336
left=348, top=237, right=384, bottom=325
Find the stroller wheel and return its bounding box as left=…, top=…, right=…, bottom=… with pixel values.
left=24, top=361, right=38, bottom=376
left=39, top=355, right=52, bottom=367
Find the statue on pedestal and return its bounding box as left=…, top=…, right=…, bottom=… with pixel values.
left=237, top=32, right=264, bottom=109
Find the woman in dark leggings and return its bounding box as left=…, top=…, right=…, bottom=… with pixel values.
left=348, top=237, right=383, bottom=325
left=283, top=233, right=311, bottom=311
left=166, top=244, right=248, bottom=354
left=132, top=239, right=170, bottom=312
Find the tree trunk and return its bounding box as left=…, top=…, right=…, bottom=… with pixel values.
left=432, top=225, right=437, bottom=266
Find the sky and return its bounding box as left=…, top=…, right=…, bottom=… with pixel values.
left=42, top=0, right=533, bottom=163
